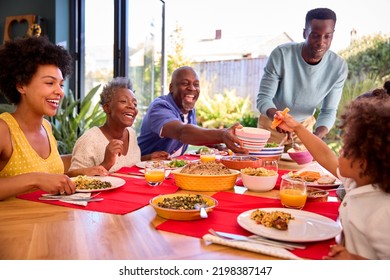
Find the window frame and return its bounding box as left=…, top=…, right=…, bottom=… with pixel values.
left=68, top=0, right=165, bottom=100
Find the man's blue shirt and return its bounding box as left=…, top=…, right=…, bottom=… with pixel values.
left=137, top=93, right=197, bottom=156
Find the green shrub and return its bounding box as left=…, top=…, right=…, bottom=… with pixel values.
left=240, top=113, right=258, bottom=127
left=0, top=104, right=15, bottom=114
left=196, top=89, right=253, bottom=128
left=49, top=85, right=106, bottom=154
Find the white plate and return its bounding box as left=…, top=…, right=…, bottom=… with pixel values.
left=73, top=176, right=126, bottom=193
left=187, top=150, right=229, bottom=157
left=281, top=174, right=341, bottom=189
left=136, top=160, right=171, bottom=169
left=281, top=153, right=293, bottom=161
left=237, top=207, right=341, bottom=242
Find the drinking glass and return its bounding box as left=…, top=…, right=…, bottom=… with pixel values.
left=144, top=161, right=165, bottom=187
left=199, top=148, right=216, bottom=163
left=262, top=160, right=278, bottom=173
left=279, top=178, right=307, bottom=209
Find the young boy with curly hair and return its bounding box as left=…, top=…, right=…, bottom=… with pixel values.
left=274, top=89, right=390, bottom=259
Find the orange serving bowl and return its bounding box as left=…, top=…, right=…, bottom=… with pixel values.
left=149, top=193, right=218, bottom=220
left=220, top=156, right=263, bottom=170
left=171, top=168, right=240, bottom=191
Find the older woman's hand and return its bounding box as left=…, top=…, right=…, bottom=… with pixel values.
left=150, top=151, right=170, bottom=160
left=141, top=151, right=170, bottom=161
left=80, top=166, right=109, bottom=176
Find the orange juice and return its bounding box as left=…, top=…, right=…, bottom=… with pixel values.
left=280, top=189, right=307, bottom=209
left=200, top=154, right=216, bottom=162
left=145, top=170, right=165, bottom=185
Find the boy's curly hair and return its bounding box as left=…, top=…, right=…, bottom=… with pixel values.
left=0, top=36, right=72, bottom=104
left=339, top=96, right=390, bottom=193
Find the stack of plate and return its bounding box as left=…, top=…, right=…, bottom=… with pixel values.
left=235, top=127, right=271, bottom=153
left=249, top=146, right=284, bottom=160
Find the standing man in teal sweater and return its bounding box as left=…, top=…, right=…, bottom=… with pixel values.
left=256, top=7, right=348, bottom=147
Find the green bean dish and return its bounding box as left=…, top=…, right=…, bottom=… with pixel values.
left=157, top=194, right=207, bottom=210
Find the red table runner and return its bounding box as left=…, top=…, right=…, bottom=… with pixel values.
left=156, top=191, right=341, bottom=260
left=17, top=166, right=179, bottom=215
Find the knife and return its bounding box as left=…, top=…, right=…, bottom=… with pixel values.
left=211, top=230, right=306, bottom=249
left=38, top=197, right=104, bottom=202
left=127, top=172, right=145, bottom=177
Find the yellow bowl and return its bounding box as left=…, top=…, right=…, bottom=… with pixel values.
left=149, top=193, right=218, bottom=220
left=171, top=168, right=240, bottom=191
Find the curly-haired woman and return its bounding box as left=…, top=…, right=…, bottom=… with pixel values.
left=0, top=36, right=77, bottom=200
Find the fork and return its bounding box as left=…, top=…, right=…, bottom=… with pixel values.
left=310, top=187, right=344, bottom=194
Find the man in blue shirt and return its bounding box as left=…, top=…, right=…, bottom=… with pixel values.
left=138, top=66, right=248, bottom=157
left=257, top=8, right=348, bottom=147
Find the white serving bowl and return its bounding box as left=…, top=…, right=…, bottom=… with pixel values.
left=236, top=127, right=271, bottom=140
left=241, top=173, right=278, bottom=192
left=260, top=146, right=284, bottom=153
left=237, top=135, right=269, bottom=143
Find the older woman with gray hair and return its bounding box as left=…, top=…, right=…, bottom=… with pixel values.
left=68, top=77, right=168, bottom=174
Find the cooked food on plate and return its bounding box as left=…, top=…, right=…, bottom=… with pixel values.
left=74, top=175, right=112, bottom=190
left=271, top=107, right=290, bottom=129
left=180, top=161, right=231, bottom=175
left=166, top=159, right=187, bottom=168
left=157, top=194, right=207, bottom=210
left=264, top=142, right=279, bottom=148
left=241, top=167, right=277, bottom=176
left=250, top=209, right=294, bottom=230
left=288, top=170, right=336, bottom=184
left=290, top=170, right=321, bottom=182
left=316, top=175, right=337, bottom=185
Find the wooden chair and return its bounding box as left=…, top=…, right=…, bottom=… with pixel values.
left=61, top=154, right=72, bottom=173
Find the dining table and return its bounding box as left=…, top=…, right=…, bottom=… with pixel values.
left=0, top=155, right=341, bottom=260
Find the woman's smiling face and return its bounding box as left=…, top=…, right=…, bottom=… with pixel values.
left=105, top=88, right=138, bottom=127
left=17, top=64, right=65, bottom=117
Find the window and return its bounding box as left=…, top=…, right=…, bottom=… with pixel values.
left=84, top=0, right=114, bottom=96
left=128, top=0, right=165, bottom=130
left=74, top=0, right=165, bottom=118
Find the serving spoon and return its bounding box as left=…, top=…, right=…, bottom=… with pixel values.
left=194, top=203, right=208, bottom=218
left=309, top=187, right=344, bottom=195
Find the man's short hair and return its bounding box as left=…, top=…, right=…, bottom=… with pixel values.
left=305, top=8, right=336, bottom=28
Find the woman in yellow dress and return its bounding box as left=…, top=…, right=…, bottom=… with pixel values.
left=0, top=36, right=77, bottom=200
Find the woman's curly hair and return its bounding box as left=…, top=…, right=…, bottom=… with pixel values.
left=100, top=77, right=134, bottom=106
left=0, top=36, right=72, bottom=104
left=339, top=96, right=390, bottom=193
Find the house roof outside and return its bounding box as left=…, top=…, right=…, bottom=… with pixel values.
left=186, top=31, right=295, bottom=114
left=184, top=31, right=294, bottom=62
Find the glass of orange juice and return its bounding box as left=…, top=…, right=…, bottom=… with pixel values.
left=145, top=161, right=165, bottom=187
left=199, top=147, right=216, bottom=163
left=279, top=178, right=307, bottom=209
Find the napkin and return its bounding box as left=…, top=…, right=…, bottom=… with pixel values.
left=202, top=234, right=302, bottom=260
left=57, top=193, right=92, bottom=207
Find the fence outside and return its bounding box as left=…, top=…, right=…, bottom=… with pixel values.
left=193, top=57, right=268, bottom=113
